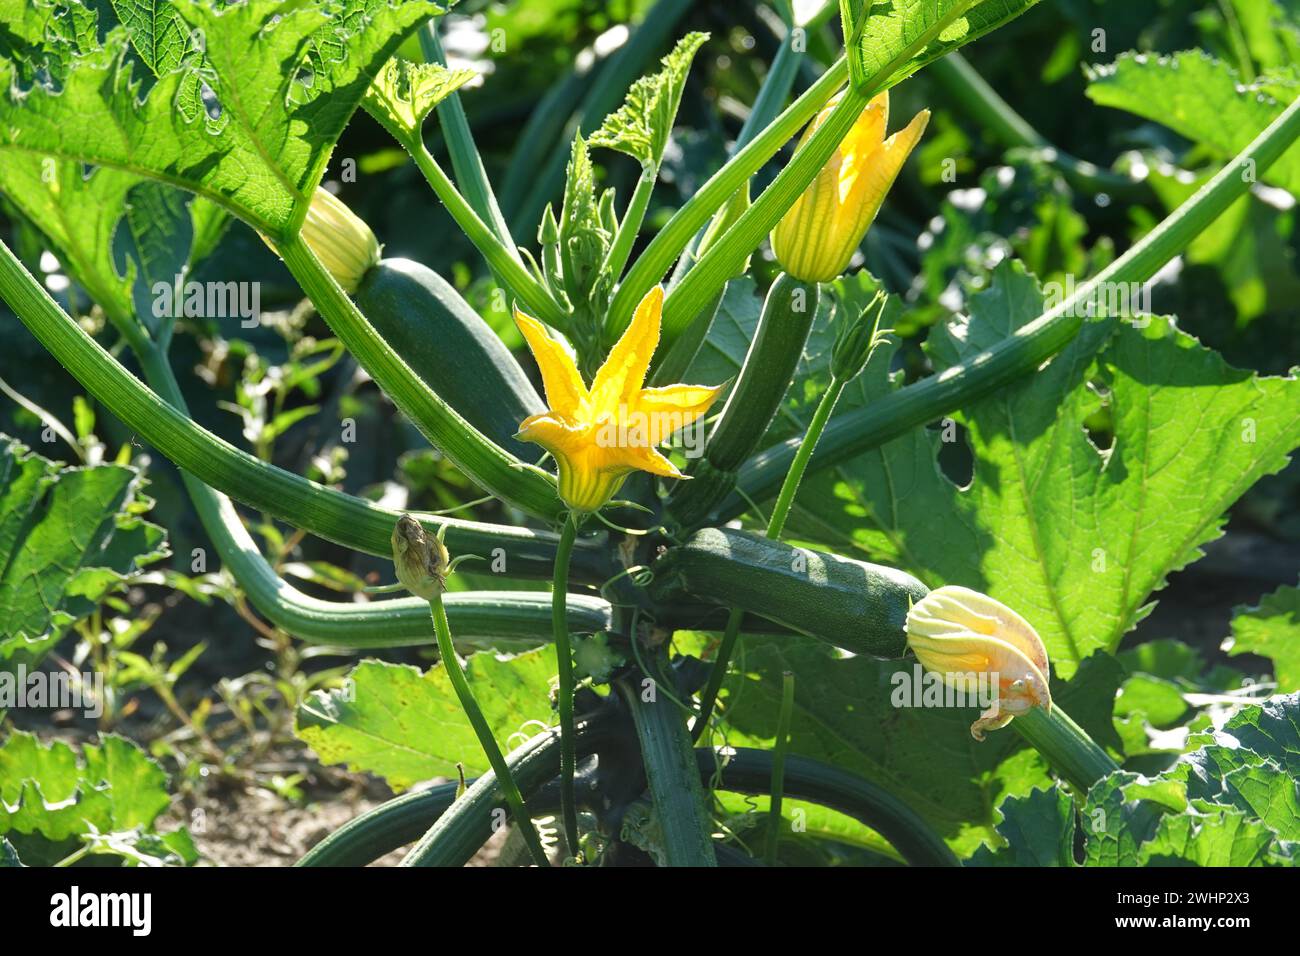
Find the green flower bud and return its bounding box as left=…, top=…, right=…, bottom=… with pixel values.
left=391, top=514, right=449, bottom=601
left=830, top=290, right=889, bottom=382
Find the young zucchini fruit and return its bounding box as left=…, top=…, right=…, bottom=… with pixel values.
left=355, top=258, right=545, bottom=461
left=652, top=527, right=928, bottom=658
left=668, top=274, right=819, bottom=527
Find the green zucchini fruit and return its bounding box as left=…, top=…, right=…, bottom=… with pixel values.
left=652, top=527, right=928, bottom=658
left=355, top=258, right=545, bottom=460
left=669, top=274, right=819, bottom=526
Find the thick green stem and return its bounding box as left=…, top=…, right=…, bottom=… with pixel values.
left=430, top=595, right=550, bottom=866
left=656, top=87, right=868, bottom=360
left=297, top=782, right=459, bottom=866
left=551, top=513, right=581, bottom=857
left=723, top=93, right=1300, bottom=520
left=692, top=377, right=848, bottom=737
left=418, top=23, right=519, bottom=258
left=764, top=670, right=795, bottom=865
left=604, top=164, right=657, bottom=282
left=0, top=236, right=609, bottom=578
left=667, top=29, right=802, bottom=290
left=766, top=377, right=847, bottom=539
left=701, top=747, right=959, bottom=866
left=618, top=674, right=718, bottom=867
left=407, top=143, right=570, bottom=332
left=1013, top=705, right=1118, bottom=792
left=277, top=233, right=561, bottom=520
left=607, top=58, right=849, bottom=336
left=690, top=609, right=742, bottom=743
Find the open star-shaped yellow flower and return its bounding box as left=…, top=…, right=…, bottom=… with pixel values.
left=514, top=287, right=722, bottom=513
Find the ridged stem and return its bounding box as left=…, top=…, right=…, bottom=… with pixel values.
left=278, top=234, right=562, bottom=520
left=1013, top=704, right=1118, bottom=792
left=429, top=595, right=550, bottom=866
left=618, top=674, right=718, bottom=866
left=551, top=513, right=581, bottom=857
left=607, top=58, right=849, bottom=336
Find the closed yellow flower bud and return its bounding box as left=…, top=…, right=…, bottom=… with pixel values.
left=300, top=187, right=381, bottom=293
left=905, top=585, right=1051, bottom=741
left=770, top=91, right=928, bottom=283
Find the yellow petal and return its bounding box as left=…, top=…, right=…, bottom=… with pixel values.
left=616, top=444, right=683, bottom=479
left=516, top=411, right=592, bottom=462
left=905, top=585, right=1052, bottom=740
left=590, top=286, right=662, bottom=412
left=515, top=308, right=588, bottom=417
left=769, top=93, right=928, bottom=283
left=634, top=384, right=723, bottom=445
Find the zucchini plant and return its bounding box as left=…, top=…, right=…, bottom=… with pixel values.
left=1, top=0, right=1299, bottom=868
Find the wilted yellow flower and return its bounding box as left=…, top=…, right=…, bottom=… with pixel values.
left=515, top=287, right=722, bottom=513
left=391, top=514, right=449, bottom=601
left=905, top=586, right=1051, bottom=741
left=300, top=187, right=381, bottom=292
left=770, top=90, right=929, bottom=283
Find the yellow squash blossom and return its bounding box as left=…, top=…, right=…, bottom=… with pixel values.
left=771, top=90, right=929, bottom=283
left=515, top=287, right=722, bottom=513
left=905, top=586, right=1052, bottom=741
left=300, top=187, right=381, bottom=292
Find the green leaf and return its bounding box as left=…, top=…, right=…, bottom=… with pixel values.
left=0, top=434, right=167, bottom=668
left=0, top=731, right=188, bottom=866
left=362, top=56, right=476, bottom=141
left=0, top=0, right=449, bottom=237
left=295, top=652, right=554, bottom=790
left=838, top=0, right=1042, bottom=94
left=1227, top=582, right=1300, bottom=692
left=781, top=261, right=1300, bottom=677
left=110, top=0, right=201, bottom=74
left=691, top=630, right=1059, bottom=856
left=588, top=31, right=708, bottom=168
left=1081, top=692, right=1300, bottom=865
left=1086, top=50, right=1300, bottom=196
left=969, top=785, right=1077, bottom=866
left=1139, top=807, right=1284, bottom=866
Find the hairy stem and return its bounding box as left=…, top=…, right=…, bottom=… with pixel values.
left=429, top=595, right=551, bottom=866
left=764, top=670, right=796, bottom=865
left=551, top=512, right=581, bottom=857
left=1013, top=704, right=1119, bottom=792
left=693, top=377, right=848, bottom=737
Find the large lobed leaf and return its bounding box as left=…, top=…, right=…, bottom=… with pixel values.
left=839, top=0, right=1041, bottom=93
left=1227, top=582, right=1300, bottom=692
left=0, top=0, right=449, bottom=238
left=1086, top=50, right=1300, bottom=196
left=773, top=262, right=1300, bottom=678
left=295, top=651, right=554, bottom=789
left=0, top=435, right=167, bottom=668
left=0, top=731, right=195, bottom=866
left=975, top=693, right=1300, bottom=866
